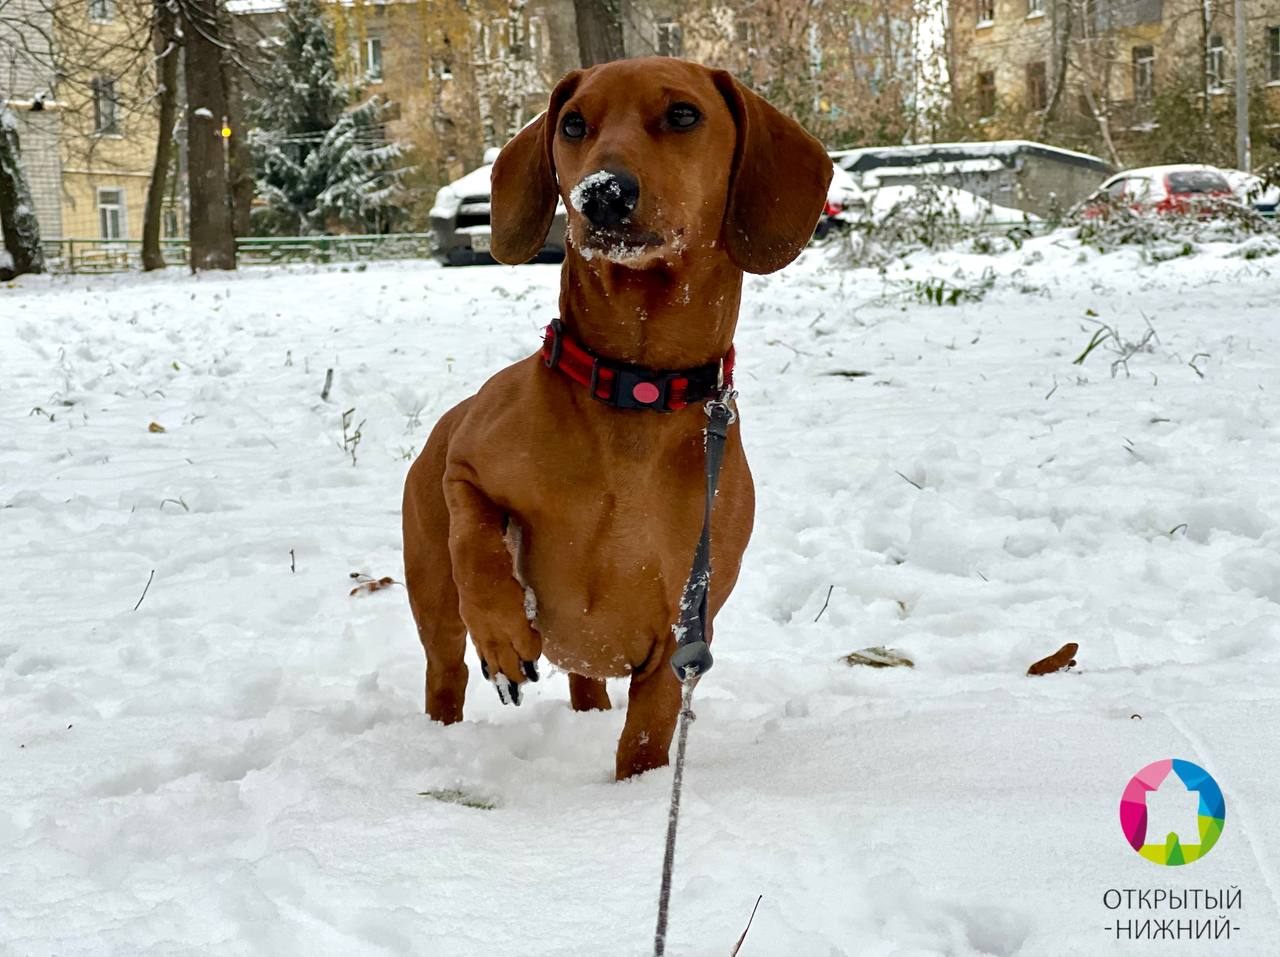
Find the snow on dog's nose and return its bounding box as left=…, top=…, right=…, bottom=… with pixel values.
left=571, top=169, right=640, bottom=228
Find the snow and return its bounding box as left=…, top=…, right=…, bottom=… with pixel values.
left=193, top=107, right=214, bottom=119
left=4, top=234, right=1280, bottom=954
left=570, top=170, right=618, bottom=213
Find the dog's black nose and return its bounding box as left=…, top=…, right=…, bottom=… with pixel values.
left=572, top=169, right=640, bottom=228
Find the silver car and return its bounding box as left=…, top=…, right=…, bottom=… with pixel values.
left=430, top=148, right=568, bottom=265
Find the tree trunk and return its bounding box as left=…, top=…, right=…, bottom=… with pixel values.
left=0, top=109, right=45, bottom=280
left=143, top=2, right=180, bottom=271
left=1037, top=0, right=1074, bottom=138
left=1199, top=1, right=1211, bottom=117
left=572, top=0, right=625, bottom=67
left=1080, top=84, right=1121, bottom=167
left=219, top=1, right=254, bottom=235
left=183, top=0, right=236, bottom=270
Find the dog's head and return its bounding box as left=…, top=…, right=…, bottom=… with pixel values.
left=490, top=58, right=833, bottom=275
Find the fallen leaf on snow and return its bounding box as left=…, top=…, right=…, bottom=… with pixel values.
left=349, top=573, right=401, bottom=596
left=1027, top=642, right=1079, bottom=676
left=841, top=646, right=914, bottom=669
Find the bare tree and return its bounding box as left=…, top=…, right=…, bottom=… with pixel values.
left=182, top=0, right=235, bottom=269
left=217, top=0, right=252, bottom=234
left=142, top=0, right=179, bottom=270
left=676, top=0, right=927, bottom=148
left=573, top=0, right=625, bottom=66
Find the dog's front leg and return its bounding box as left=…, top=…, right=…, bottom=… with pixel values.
left=616, top=645, right=682, bottom=780
left=444, top=476, right=542, bottom=705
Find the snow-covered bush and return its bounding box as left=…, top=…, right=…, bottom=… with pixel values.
left=1069, top=200, right=1273, bottom=258
left=837, top=180, right=1040, bottom=265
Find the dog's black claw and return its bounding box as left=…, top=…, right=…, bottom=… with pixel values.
left=480, top=659, right=491, bottom=681
left=521, top=660, right=540, bottom=682
left=492, top=673, right=522, bottom=706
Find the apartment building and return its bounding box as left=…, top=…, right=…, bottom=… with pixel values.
left=948, top=0, right=1280, bottom=163
left=55, top=0, right=166, bottom=240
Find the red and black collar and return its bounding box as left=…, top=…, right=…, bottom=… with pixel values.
left=540, top=319, right=734, bottom=413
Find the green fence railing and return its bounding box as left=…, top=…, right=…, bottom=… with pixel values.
left=39, top=233, right=439, bottom=274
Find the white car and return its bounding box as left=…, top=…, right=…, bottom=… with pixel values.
left=429, top=147, right=568, bottom=265
left=1076, top=164, right=1237, bottom=219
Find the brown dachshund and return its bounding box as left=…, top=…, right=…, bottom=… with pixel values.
left=402, top=57, right=831, bottom=780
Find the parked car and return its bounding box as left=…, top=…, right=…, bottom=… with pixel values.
left=1223, top=169, right=1280, bottom=217
left=1075, top=165, right=1237, bottom=219
left=814, top=164, right=866, bottom=239
left=429, top=148, right=567, bottom=265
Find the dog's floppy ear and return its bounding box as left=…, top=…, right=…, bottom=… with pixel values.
left=490, top=71, right=582, bottom=265
left=712, top=71, right=833, bottom=275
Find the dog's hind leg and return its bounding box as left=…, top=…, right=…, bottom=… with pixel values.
left=403, top=419, right=469, bottom=724
left=569, top=674, right=611, bottom=712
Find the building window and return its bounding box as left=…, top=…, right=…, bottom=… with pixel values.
left=88, top=0, right=113, bottom=21
left=484, top=19, right=509, bottom=60
left=977, top=0, right=995, bottom=25
left=977, top=70, right=996, bottom=117
left=1026, top=61, right=1047, bottom=111
left=92, top=77, right=118, bottom=134
left=527, top=16, right=545, bottom=64
left=657, top=18, right=683, bottom=57
left=1027, top=0, right=1044, bottom=15
left=1132, top=46, right=1155, bottom=103
left=434, top=35, right=454, bottom=81
left=98, top=188, right=125, bottom=240
left=364, top=37, right=383, bottom=80
left=1207, top=34, right=1225, bottom=90
left=1270, top=27, right=1280, bottom=83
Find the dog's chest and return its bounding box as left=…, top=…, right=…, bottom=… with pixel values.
left=513, top=481, right=703, bottom=677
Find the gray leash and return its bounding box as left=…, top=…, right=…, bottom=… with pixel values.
left=653, top=390, right=737, bottom=957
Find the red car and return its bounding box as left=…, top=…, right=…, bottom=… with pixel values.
left=1078, top=165, right=1235, bottom=218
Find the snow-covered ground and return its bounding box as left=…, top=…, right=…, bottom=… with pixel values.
left=3, top=232, right=1279, bottom=956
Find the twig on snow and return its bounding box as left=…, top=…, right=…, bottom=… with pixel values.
left=895, top=470, right=923, bottom=490
left=730, top=896, right=764, bottom=957
left=813, top=585, right=834, bottom=623
left=132, top=569, right=155, bottom=611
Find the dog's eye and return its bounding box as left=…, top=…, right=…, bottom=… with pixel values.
left=666, top=103, right=701, bottom=130
left=561, top=112, right=587, bottom=140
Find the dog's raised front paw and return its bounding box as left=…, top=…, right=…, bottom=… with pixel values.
left=493, top=673, right=520, bottom=706
left=479, top=656, right=540, bottom=706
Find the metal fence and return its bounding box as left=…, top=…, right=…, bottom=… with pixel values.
left=39, top=233, right=438, bottom=274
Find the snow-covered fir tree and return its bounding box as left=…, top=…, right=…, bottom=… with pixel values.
left=248, top=0, right=408, bottom=235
